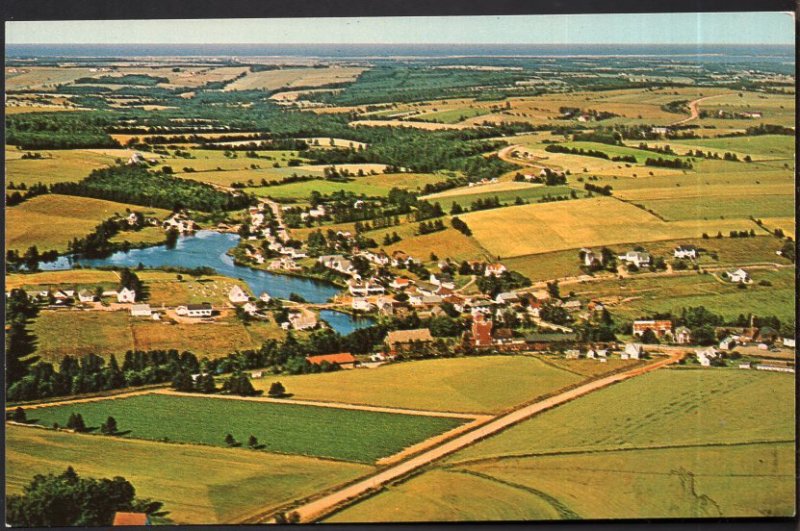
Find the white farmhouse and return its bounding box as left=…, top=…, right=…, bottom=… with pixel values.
left=228, top=285, right=249, bottom=304
left=117, top=288, right=136, bottom=304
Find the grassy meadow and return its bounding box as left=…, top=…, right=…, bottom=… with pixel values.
left=5, top=194, right=171, bottom=252
left=25, top=393, right=465, bottom=463
left=5, top=147, right=124, bottom=187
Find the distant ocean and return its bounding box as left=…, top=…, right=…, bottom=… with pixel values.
left=5, top=43, right=795, bottom=63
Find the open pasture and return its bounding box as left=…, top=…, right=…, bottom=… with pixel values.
left=632, top=194, right=794, bottom=222
left=224, top=67, right=365, bottom=91
left=250, top=172, right=446, bottom=200
left=25, top=393, right=465, bottom=463
left=30, top=310, right=284, bottom=362
left=628, top=134, right=795, bottom=162
left=251, top=356, right=587, bottom=415
left=424, top=184, right=575, bottom=210
left=423, top=180, right=546, bottom=199
left=5, top=194, right=171, bottom=253
left=6, top=424, right=369, bottom=525
left=349, top=119, right=472, bottom=131
left=5, top=66, right=100, bottom=90
left=461, top=197, right=762, bottom=258
left=6, top=147, right=124, bottom=187
left=570, top=267, right=795, bottom=324
left=380, top=226, right=490, bottom=264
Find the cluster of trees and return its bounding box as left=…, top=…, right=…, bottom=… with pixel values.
left=6, top=245, right=59, bottom=271
left=584, top=183, right=613, bottom=196
left=476, top=270, right=532, bottom=298
left=451, top=216, right=472, bottom=236
left=75, top=74, right=170, bottom=86
left=644, top=157, right=693, bottom=169
left=6, top=467, right=163, bottom=527
left=660, top=100, right=690, bottom=114
left=6, top=111, right=121, bottom=150
left=52, top=165, right=252, bottom=212
left=6, top=289, right=39, bottom=389
left=417, top=219, right=446, bottom=235
left=5, top=182, right=49, bottom=207
left=571, top=130, right=624, bottom=145
left=470, top=196, right=502, bottom=211
left=544, top=143, right=614, bottom=160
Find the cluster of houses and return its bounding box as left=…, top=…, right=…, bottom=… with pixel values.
left=580, top=244, right=701, bottom=271
left=521, top=168, right=567, bottom=182
left=23, top=286, right=138, bottom=307
left=241, top=204, right=309, bottom=271
left=162, top=212, right=197, bottom=234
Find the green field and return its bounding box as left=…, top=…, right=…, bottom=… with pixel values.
left=25, top=393, right=465, bottom=463
left=7, top=424, right=369, bottom=524
left=249, top=173, right=448, bottom=200
left=251, top=356, right=594, bottom=414
left=330, top=369, right=795, bottom=521
left=415, top=106, right=492, bottom=124
left=5, top=194, right=172, bottom=253
left=430, top=185, right=576, bottom=210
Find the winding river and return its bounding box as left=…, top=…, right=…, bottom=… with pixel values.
left=39, top=230, right=375, bottom=335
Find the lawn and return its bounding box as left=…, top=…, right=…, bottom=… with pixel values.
left=29, top=310, right=283, bottom=361
left=251, top=356, right=589, bottom=415
left=462, top=197, right=763, bottom=258
left=331, top=369, right=795, bottom=521
left=5, top=147, right=123, bottom=187
left=25, top=393, right=465, bottom=463
left=503, top=250, right=587, bottom=283
left=5, top=194, right=171, bottom=253
left=143, top=275, right=251, bottom=306
left=6, top=424, right=369, bottom=524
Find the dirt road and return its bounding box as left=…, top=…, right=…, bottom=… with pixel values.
left=669, top=94, right=734, bottom=126
left=251, top=350, right=683, bottom=524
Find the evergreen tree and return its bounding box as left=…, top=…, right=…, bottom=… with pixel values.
left=101, top=416, right=118, bottom=435
left=268, top=381, right=286, bottom=397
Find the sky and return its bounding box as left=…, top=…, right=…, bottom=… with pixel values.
left=5, top=12, right=794, bottom=45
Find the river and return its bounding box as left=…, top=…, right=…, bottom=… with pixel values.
left=39, top=230, right=375, bottom=335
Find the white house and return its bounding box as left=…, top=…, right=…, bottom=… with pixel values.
left=78, top=290, right=95, bottom=303
left=242, top=302, right=259, bottom=316
left=719, top=336, right=737, bottom=350
left=782, top=337, right=795, bottom=348
left=485, top=263, right=507, bottom=277
left=228, top=285, right=249, bottom=304
left=618, top=251, right=651, bottom=268
left=673, top=245, right=698, bottom=259
left=580, top=248, right=600, bottom=267
left=117, top=288, right=136, bottom=304
left=318, top=255, right=356, bottom=276
left=622, top=343, right=644, bottom=360
left=352, top=297, right=374, bottom=312
left=696, top=346, right=718, bottom=367
left=348, top=279, right=385, bottom=297
left=495, top=292, right=519, bottom=305
left=727, top=269, right=751, bottom=284
left=288, top=311, right=317, bottom=330
left=259, top=292, right=272, bottom=303
left=130, top=304, right=152, bottom=317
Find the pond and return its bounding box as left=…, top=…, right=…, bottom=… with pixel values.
left=39, top=230, right=375, bottom=335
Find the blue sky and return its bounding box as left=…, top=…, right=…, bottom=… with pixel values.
left=5, top=12, right=794, bottom=45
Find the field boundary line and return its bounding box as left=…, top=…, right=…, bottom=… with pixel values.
left=156, top=389, right=488, bottom=420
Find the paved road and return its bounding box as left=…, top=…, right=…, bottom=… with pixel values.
left=247, top=350, right=683, bottom=524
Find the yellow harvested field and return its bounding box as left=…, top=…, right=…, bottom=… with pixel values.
left=5, top=104, right=81, bottom=115
left=615, top=182, right=792, bottom=202
left=300, top=137, right=368, bottom=149
left=422, top=181, right=543, bottom=200
left=5, top=194, right=171, bottom=252
left=759, top=217, right=796, bottom=236
left=463, top=197, right=762, bottom=257
left=224, top=67, right=365, bottom=91
left=349, top=119, right=472, bottom=131
left=510, top=144, right=683, bottom=177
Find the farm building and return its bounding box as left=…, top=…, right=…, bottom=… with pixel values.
left=632, top=320, right=673, bottom=338
left=288, top=311, right=317, bottom=330
left=726, top=268, right=751, bottom=284
left=385, top=328, right=434, bottom=356
left=117, top=287, right=136, bottom=304
left=389, top=277, right=412, bottom=290
left=306, top=353, right=358, bottom=370
left=524, top=332, right=579, bottom=351
left=673, top=245, right=699, bottom=259
left=695, top=346, right=719, bottom=366
left=618, top=251, right=651, bottom=268
left=719, top=336, right=737, bottom=350
left=176, top=303, right=213, bottom=318
left=130, top=304, right=152, bottom=317
left=228, top=285, right=249, bottom=304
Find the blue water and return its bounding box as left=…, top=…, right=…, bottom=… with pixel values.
left=38, top=230, right=373, bottom=334
left=319, top=309, right=375, bottom=336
